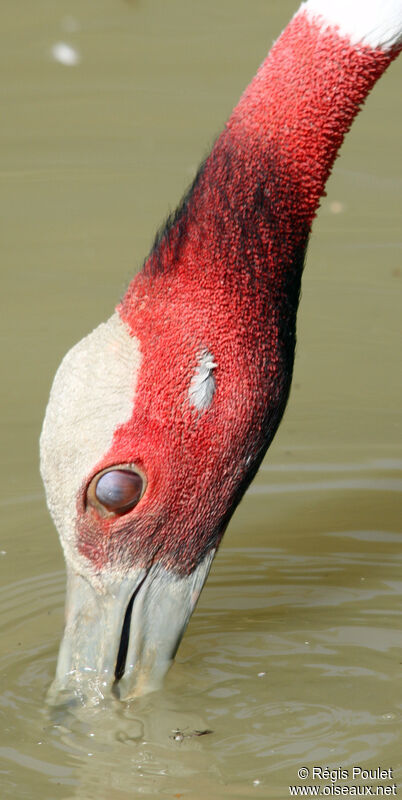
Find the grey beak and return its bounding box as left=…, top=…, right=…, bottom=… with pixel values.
left=48, top=550, right=215, bottom=706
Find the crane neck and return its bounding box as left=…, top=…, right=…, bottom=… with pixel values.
left=122, top=3, right=401, bottom=309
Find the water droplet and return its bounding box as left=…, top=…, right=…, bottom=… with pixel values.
left=61, top=16, right=80, bottom=33
left=51, top=42, right=80, bottom=66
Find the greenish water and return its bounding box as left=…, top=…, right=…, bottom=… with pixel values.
left=1, top=1, right=401, bottom=798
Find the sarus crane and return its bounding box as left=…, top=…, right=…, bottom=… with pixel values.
left=40, top=0, right=402, bottom=704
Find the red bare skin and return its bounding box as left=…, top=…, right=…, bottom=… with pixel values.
left=76, top=12, right=399, bottom=575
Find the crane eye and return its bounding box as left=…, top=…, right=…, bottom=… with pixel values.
left=87, top=466, right=145, bottom=516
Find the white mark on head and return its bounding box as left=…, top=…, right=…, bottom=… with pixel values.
left=40, top=313, right=142, bottom=576
left=188, top=349, right=217, bottom=412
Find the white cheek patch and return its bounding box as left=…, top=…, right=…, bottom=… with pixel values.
left=40, top=312, right=142, bottom=575
left=188, top=349, right=217, bottom=412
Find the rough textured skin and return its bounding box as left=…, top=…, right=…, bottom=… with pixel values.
left=72, top=10, right=400, bottom=575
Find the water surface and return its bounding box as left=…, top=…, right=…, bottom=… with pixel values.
left=1, top=1, right=401, bottom=798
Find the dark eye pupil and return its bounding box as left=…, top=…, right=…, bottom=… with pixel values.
left=95, top=470, right=143, bottom=513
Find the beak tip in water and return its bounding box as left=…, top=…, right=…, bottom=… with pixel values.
left=49, top=550, right=215, bottom=706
